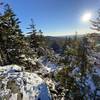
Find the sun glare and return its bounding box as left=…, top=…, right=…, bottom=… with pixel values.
left=82, top=12, right=92, bottom=22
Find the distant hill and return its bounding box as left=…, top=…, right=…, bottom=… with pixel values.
left=45, top=36, right=66, bottom=47
left=45, top=35, right=82, bottom=48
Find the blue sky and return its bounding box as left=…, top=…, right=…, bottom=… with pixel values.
left=2, top=0, right=100, bottom=36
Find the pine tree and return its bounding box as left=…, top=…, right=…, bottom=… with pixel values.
left=91, top=9, right=100, bottom=31
left=0, top=4, right=27, bottom=65
left=27, top=19, right=48, bottom=57
left=76, top=36, right=93, bottom=99
left=27, top=19, right=39, bottom=51
left=62, top=37, right=68, bottom=54
left=37, top=29, right=46, bottom=47
left=78, top=37, right=91, bottom=76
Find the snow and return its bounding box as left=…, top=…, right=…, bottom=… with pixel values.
left=0, top=65, right=22, bottom=72
left=10, top=94, right=17, bottom=100
left=72, top=67, right=80, bottom=75
left=85, top=75, right=96, bottom=93
left=27, top=58, right=38, bottom=65
left=0, top=65, right=51, bottom=100
left=96, top=90, right=100, bottom=96
left=20, top=54, right=38, bottom=65
left=93, top=67, right=100, bottom=76
left=38, top=57, right=58, bottom=73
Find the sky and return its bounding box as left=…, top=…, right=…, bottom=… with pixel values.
left=1, top=0, right=100, bottom=36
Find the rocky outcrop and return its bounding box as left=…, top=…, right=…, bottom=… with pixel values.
left=0, top=65, right=51, bottom=100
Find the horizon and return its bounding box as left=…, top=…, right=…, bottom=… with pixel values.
left=2, top=0, right=100, bottom=36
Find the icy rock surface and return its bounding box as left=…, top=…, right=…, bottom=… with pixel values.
left=0, top=65, right=51, bottom=100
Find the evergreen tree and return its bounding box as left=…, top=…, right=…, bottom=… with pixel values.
left=62, top=37, right=68, bottom=54
left=91, top=9, right=100, bottom=31
left=37, top=29, right=46, bottom=47
left=78, top=37, right=91, bottom=76
left=77, top=37, right=93, bottom=99
left=55, top=36, right=93, bottom=99
left=27, top=19, right=38, bottom=51
left=0, top=4, right=27, bottom=65
left=38, top=29, right=43, bottom=36
left=27, top=19, right=48, bottom=57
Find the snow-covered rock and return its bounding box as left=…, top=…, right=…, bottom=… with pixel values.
left=0, top=65, right=51, bottom=100
left=38, top=57, right=58, bottom=73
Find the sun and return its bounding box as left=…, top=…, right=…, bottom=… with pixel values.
left=82, top=12, right=92, bottom=22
